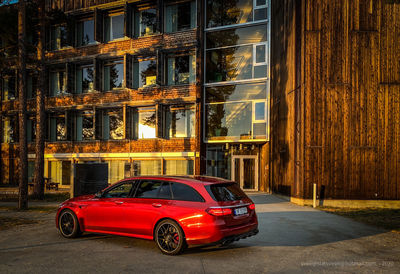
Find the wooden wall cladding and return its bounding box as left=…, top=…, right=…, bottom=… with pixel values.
left=272, top=0, right=400, bottom=200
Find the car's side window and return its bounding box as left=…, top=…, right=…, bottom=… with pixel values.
left=135, top=181, right=162, bottom=198
left=158, top=182, right=172, bottom=199
left=170, top=182, right=204, bottom=202
left=103, top=182, right=134, bottom=198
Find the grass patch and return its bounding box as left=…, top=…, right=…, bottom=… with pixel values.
left=321, top=207, right=400, bottom=232
left=0, top=216, right=39, bottom=231
left=0, top=192, right=70, bottom=203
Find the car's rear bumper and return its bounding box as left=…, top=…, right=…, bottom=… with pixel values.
left=185, top=220, right=258, bottom=246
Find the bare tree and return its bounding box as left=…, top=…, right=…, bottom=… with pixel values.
left=17, top=0, right=28, bottom=210
left=32, top=0, right=46, bottom=200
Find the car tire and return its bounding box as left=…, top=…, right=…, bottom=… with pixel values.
left=58, top=209, right=81, bottom=238
left=155, top=219, right=186, bottom=255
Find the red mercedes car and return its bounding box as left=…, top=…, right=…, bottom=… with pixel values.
left=56, top=176, right=258, bottom=255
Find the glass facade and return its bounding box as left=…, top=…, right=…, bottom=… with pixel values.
left=206, top=0, right=267, bottom=28
left=204, top=0, right=269, bottom=142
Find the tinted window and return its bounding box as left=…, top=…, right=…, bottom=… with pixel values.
left=135, top=181, right=162, bottom=198
left=171, top=183, right=204, bottom=202
left=158, top=182, right=172, bottom=199
left=103, top=182, right=133, bottom=198
left=205, top=183, right=246, bottom=201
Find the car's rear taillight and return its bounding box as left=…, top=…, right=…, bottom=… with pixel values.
left=249, top=203, right=256, bottom=210
left=206, top=207, right=232, bottom=216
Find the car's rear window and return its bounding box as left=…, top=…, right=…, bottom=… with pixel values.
left=170, top=182, right=204, bottom=202
left=205, top=183, right=246, bottom=201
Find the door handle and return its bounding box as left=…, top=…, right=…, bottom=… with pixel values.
left=115, top=201, right=124, bottom=205
left=152, top=203, right=162, bottom=208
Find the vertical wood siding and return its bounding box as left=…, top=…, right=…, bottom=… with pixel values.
left=272, top=0, right=400, bottom=200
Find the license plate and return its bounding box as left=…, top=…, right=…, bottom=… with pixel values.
left=234, top=207, right=248, bottom=216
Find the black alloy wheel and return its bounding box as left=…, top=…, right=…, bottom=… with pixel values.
left=155, top=219, right=186, bottom=255
left=59, top=209, right=81, bottom=238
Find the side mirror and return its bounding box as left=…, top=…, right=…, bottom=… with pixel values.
left=94, top=191, right=102, bottom=198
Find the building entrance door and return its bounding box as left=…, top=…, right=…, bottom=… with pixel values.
left=231, top=155, right=258, bottom=191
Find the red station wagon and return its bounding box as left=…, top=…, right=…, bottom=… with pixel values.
left=56, top=176, right=258, bottom=255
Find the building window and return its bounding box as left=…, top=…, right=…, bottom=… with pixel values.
left=138, top=8, right=157, bottom=37
left=2, top=116, right=17, bottom=143
left=77, top=19, right=95, bottom=46
left=103, top=59, right=124, bottom=91
left=76, top=64, right=94, bottom=94
left=104, top=14, right=124, bottom=42
left=166, top=54, right=195, bottom=85
left=165, top=105, right=195, bottom=138
left=105, top=160, right=129, bottom=184
left=48, top=161, right=71, bottom=185
left=165, top=1, right=196, bottom=33
left=206, top=0, right=268, bottom=28
left=206, top=25, right=268, bottom=83
left=74, top=110, right=94, bottom=141
left=1, top=74, right=16, bottom=101
left=48, top=113, right=66, bottom=142
left=205, top=82, right=268, bottom=140
left=164, top=159, right=194, bottom=175
left=133, top=160, right=162, bottom=175
left=102, top=108, right=123, bottom=140
left=27, top=115, right=36, bottom=143
left=136, top=107, right=156, bottom=139
left=49, top=68, right=67, bottom=96
left=28, top=161, right=35, bottom=182
left=50, top=25, right=68, bottom=50
left=27, top=74, right=37, bottom=99
left=135, top=58, right=157, bottom=88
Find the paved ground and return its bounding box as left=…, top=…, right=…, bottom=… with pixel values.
left=0, top=194, right=399, bottom=273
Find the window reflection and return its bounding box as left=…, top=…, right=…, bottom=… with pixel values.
left=51, top=25, right=68, bottom=50
left=207, top=102, right=252, bottom=139
left=166, top=106, right=195, bottom=138
left=76, top=65, right=94, bottom=94
left=50, top=69, right=67, bottom=96
left=138, top=107, right=156, bottom=139
left=140, top=9, right=157, bottom=37
left=77, top=20, right=95, bottom=46
left=104, top=60, right=124, bottom=91
left=167, top=54, right=195, bottom=85
left=165, top=1, right=196, bottom=33
left=75, top=111, right=94, bottom=141
left=206, top=0, right=267, bottom=28
left=2, top=116, right=17, bottom=143
left=1, top=74, right=16, bottom=101
left=206, top=82, right=267, bottom=103
left=49, top=113, right=66, bottom=141
left=102, top=108, right=123, bottom=140
left=138, top=59, right=157, bottom=88
left=133, top=160, right=161, bottom=175
left=105, top=14, right=124, bottom=42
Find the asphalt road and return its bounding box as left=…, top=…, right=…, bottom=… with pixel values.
left=0, top=194, right=399, bottom=273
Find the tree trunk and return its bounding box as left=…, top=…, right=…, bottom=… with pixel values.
left=18, top=0, right=28, bottom=210
left=33, top=0, right=46, bottom=200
